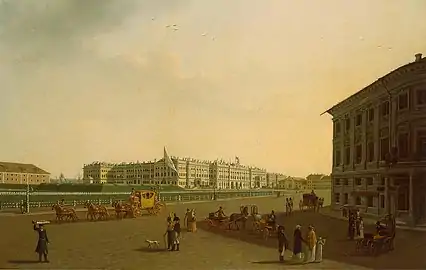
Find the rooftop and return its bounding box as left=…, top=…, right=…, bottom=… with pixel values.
left=0, top=162, right=50, bottom=174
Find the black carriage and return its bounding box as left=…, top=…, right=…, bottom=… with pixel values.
left=355, top=214, right=396, bottom=256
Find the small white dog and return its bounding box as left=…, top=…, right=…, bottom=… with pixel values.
left=145, top=240, right=160, bottom=248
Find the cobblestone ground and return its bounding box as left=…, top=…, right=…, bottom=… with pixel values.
left=0, top=197, right=420, bottom=269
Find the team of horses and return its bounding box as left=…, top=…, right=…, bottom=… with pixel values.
left=299, top=194, right=324, bottom=212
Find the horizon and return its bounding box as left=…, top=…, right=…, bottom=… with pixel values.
left=1, top=0, right=425, bottom=178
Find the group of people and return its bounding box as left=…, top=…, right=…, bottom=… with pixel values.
left=277, top=224, right=326, bottom=263
left=347, top=209, right=364, bottom=240
left=164, top=209, right=197, bottom=251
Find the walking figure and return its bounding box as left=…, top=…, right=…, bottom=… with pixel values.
left=32, top=221, right=49, bottom=263
left=277, top=225, right=289, bottom=262
left=289, top=198, right=294, bottom=215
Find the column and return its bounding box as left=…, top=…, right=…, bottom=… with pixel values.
left=409, top=170, right=414, bottom=224
left=384, top=176, right=389, bottom=214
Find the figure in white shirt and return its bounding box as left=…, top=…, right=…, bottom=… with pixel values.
left=315, top=237, right=326, bottom=262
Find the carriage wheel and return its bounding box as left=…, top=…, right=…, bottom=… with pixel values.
left=263, top=228, right=270, bottom=241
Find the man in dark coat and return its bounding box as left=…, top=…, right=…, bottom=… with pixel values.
left=277, top=225, right=289, bottom=262
left=173, top=217, right=181, bottom=251
left=293, top=225, right=305, bottom=260
left=32, top=221, right=49, bottom=263
left=164, top=217, right=175, bottom=251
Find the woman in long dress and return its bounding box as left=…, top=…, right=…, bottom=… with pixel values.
left=358, top=217, right=364, bottom=239
left=187, top=209, right=197, bottom=232
left=304, top=225, right=317, bottom=263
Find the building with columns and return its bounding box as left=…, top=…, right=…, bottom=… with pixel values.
left=83, top=155, right=268, bottom=189
left=325, top=53, right=426, bottom=226
left=0, top=162, right=50, bottom=184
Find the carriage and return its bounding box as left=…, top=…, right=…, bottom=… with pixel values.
left=300, top=193, right=319, bottom=211
left=355, top=214, right=396, bottom=256
left=113, top=190, right=165, bottom=219
left=206, top=205, right=251, bottom=230
left=51, top=203, right=79, bottom=222
left=252, top=213, right=278, bottom=240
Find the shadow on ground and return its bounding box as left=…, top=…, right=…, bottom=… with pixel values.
left=197, top=208, right=426, bottom=269
left=134, top=247, right=169, bottom=253
left=7, top=260, right=41, bottom=264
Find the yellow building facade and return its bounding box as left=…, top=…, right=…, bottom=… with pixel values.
left=0, top=162, right=50, bottom=185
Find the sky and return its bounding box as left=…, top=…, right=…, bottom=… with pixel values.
left=0, top=0, right=425, bottom=179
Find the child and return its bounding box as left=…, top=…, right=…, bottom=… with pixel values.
left=315, top=237, right=326, bottom=262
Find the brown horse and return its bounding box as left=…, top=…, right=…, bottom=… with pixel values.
left=84, top=201, right=109, bottom=221
left=52, top=203, right=78, bottom=222
left=112, top=201, right=133, bottom=219
left=229, top=206, right=250, bottom=230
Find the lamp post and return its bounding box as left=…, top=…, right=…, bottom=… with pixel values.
left=20, top=167, right=30, bottom=214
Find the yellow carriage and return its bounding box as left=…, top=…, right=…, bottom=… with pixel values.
left=134, top=190, right=165, bottom=215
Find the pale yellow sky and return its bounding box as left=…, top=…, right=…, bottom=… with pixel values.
left=0, top=0, right=425, bottom=178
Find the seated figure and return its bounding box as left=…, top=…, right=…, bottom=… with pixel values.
left=215, top=206, right=227, bottom=220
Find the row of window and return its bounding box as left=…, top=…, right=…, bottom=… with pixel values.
left=334, top=89, right=426, bottom=137
left=334, top=177, right=379, bottom=186
left=334, top=131, right=426, bottom=166
left=334, top=193, right=385, bottom=208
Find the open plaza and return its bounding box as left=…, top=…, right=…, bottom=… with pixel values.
left=0, top=196, right=424, bottom=269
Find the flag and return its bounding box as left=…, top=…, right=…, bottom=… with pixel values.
left=164, top=147, right=178, bottom=173
left=235, top=156, right=240, bottom=164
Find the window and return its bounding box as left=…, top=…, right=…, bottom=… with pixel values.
left=381, top=101, right=390, bottom=116
left=334, top=122, right=341, bottom=136
left=335, top=150, right=341, bottom=166
left=380, top=177, right=385, bottom=186
left=368, top=108, right=374, bottom=122
left=367, top=178, right=374, bottom=185
left=344, top=179, right=349, bottom=186
left=334, top=178, right=341, bottom=185
left=398, top=93, right=408, bottom=110
left=355, top=196, right=362, bottom=205
left=334, top=193, right=340, bottom=203
left=417, top=131, right=426, bottom=159
left=345, top=147, right=351, bottom=165
left=416, top=89, right=426, bottom=105
left=356, top=114, right=362, bottom=126
left=355, top=144, right=362, bottom=164
left=380, top=137, right=390, bottom=161
left=345, top=118, right=350, bottom=131
left=355, top=178, right=362, bottom=185
left=344, top=193, right=349, bottom=204
left=367, top=196, right=374, bottom=207
left=398, top=133, right=409, bottom=158
left=367, top=142, right=375, bottom=162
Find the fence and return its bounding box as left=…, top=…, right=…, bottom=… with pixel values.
left=0, top=190, right=274, bottom=210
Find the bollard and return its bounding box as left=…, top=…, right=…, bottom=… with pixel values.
left=110, top=198, right=113, bottom=205
left=73, top=200, right=76, bottom=207
left=38, top=202, right=41, bottom=208
left=178, top=195, right=181, bottom=201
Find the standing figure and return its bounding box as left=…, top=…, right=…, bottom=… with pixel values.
left=358, top=217, right=364, bottom=239
left=299, top=200, right=303, bottom=212
left=292, top=225, right=305, bottom=261
left=173, top=217, right=181, bottom=251
left=164, top=217, right=175, bottom=251
left=304, top=225, right=317, bottom=263
left=184, top=208, right=191, bottom=230
left=267, top=210, right=276, bottom=228
left=289, top=198, right=294, bottom=215
left=277, top=225, right=289, bottom=262
left=285, top=198, right=289, bottom=216
left=315, top=237, right=326, bottom=262
left=32, top=221, right=49, bottom=263
left=188, top=209, right=197, bottom=232
left=348, top=214, right=355, bottom=240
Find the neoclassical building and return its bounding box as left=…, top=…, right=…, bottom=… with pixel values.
left=83, top=156, right=267, bottom=189
left=325, top=53, right=426, bottom=226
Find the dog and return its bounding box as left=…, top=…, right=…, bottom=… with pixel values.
left=145, top=240, right=160, bottom=248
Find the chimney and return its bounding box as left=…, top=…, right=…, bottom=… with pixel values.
left=415, top=53, right=422, bottom=62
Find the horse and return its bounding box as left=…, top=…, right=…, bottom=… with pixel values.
left=228, top=205, right=250, bottom=230
left=84, top=201, right=109, bottom=221
left=112, top=200, right=133, bottom=219
left=301, top=194, right=319, bottom=212
left=51, top=203, right=78, bottom=222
